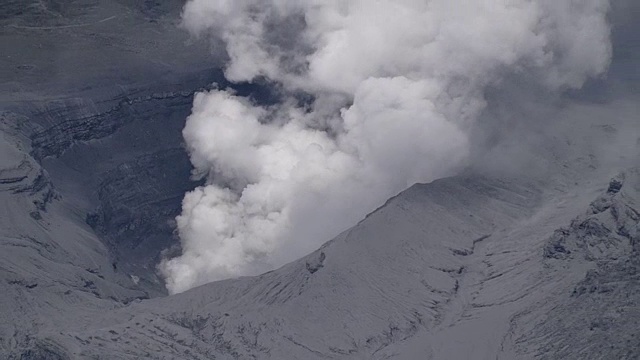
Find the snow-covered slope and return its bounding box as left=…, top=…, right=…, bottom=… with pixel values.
left=0, top=112, right=148, bottom=358
left=1, top=103, right=638, bottom=359
left=12, top=110, right=633, bottom=359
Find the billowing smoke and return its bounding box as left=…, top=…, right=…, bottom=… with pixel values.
left=161, top=0, right=612, bottom=293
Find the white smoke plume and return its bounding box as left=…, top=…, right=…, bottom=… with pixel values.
left=161, top=0, right=612, bottom=293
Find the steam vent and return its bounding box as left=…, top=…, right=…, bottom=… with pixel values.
left=1, top=1, right=639, bottom=359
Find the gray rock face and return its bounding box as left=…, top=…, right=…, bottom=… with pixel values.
left=31, top=84, right=211, bottom=294
left=0, top=0, right=221, bottom=355
left=1, top=0, right=246, bottom=296
left=86, top=147, right=199, bottom=276
left=27, top=72, right=274, bottom=294
left=527, top=170, right=640, bottom=360
left=0, top=112, right=57, bottom=219
left=29, top=89, right=198, bottom=160
left=0, top=115, right=149, bottom=358
left=1, top=0, right=280, bottom=300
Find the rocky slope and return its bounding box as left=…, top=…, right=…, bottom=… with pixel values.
left=39, top=163, right=640, bottom=359
left=0, top=0, right=219, bottom=294
left=3, top=106, right=634, bottom=358
left=0, top=0, right=220, bottom=355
